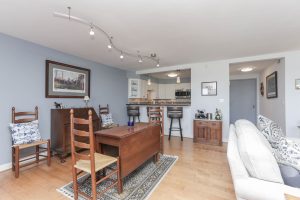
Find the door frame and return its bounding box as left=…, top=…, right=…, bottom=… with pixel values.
left=229, top=74, right=260, bottom=122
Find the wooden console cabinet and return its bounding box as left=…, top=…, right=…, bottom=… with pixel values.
left=193, top=119, right=222, bottom=146
left=51, top=108, right=100, bottom=162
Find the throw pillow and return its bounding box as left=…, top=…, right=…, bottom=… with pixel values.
left=101, top=113, right=114, bottom=127
left=9, top=120, right=42, bottom=145
left=235, top=119, right=283, bottom=183
left=257, top=115, right=273, bottom=130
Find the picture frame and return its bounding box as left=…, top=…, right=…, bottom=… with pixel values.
left=45, top=60, right=90, bottom=98
left=260, top=82, right=264, bottom=96
left=201, top=81, right=217, bottom=96
left=266, top=71, right=278, bottom=99
left=295, top=79, right=300, bottom=90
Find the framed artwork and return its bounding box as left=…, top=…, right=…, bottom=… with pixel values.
left=45, top=60, right=90, bottom=98
left=201, top=81, right=217, bottom=96
left=266, top=71, right=278, bottom=99
left=295, top=79, right=300, bottom=90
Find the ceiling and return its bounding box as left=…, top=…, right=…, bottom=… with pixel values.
left=229, top=59, right=279, bottom=75
left=148, top=69, right=191, bottom=80
left=1, top=0, right=300, bottom=71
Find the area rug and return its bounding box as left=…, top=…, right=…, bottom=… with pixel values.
left=57, top=155, right=178, bottom=200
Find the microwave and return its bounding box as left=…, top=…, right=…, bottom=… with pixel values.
left=175, top=89, right=191, bottom=99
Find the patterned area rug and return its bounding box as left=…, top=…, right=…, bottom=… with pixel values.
left=57, top=155, right=178, bottom=200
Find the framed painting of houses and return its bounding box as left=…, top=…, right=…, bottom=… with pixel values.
left=266, top=71, right=277, bottom=99
left=45, top=60, right=90, bottom=98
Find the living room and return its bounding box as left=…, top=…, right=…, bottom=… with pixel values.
left=1, top=1, right=300, bottom=200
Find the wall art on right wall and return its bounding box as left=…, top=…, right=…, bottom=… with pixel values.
left=295, top=79, right=300, bottom=89
left=266, top=71, right=278, bottom=99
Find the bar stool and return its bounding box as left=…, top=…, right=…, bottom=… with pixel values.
left=167, top=106, right=183, bottom=141
left=127, top=105, right=140, bottom=123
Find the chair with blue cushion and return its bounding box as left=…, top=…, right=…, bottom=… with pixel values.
left=10, top=106, right=51, bottom=178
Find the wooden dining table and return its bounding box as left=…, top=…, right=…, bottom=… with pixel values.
left=94, top=123, right=161, bottom=192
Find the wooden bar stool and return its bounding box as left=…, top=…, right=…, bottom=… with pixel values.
left=148, top=106, right=164, bottom=154
left=70, top=109, right=121, bottom=200
left=167, top=106, right=183, bottom=141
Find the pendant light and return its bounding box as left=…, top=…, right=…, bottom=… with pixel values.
left=147, top=78, right=151, bottom=86
left=177, top=76, right=181, bottom=84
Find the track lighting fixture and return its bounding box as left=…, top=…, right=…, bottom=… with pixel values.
left=54, top=7, right=160, bottom=67
left=89, top=26, right=95, bottom=36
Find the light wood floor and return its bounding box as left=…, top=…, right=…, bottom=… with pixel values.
left=0, top=137, right=235, bottom=200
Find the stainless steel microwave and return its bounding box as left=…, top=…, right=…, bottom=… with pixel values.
left=175, top=89, right=191, bottom=99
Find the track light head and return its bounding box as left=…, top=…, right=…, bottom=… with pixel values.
left=89, top=26, right=95, bottom=36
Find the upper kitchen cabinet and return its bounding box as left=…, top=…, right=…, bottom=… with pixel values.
left=128, top=79, right=144, bottom=98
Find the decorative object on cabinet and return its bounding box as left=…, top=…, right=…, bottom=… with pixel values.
left=260, top=82, right=264, bottom=96
left=70, top=109, right=121, bottom=199
left=148, top=106, right=164, bottom=154
left=195, top=109, right=206, bottom=119
left=83, top=96, right=90, bottom=107
left=215, top=108, right=222, bottom=120
left=193, top=119, right=222, bottom=146
left=10, top=106, right=51, bottom=178
left=46, top=60, right=90, bottom=98
left=201, top=81, right=217, bottom=96
left=51, top=107, right=100, bottom=162
left=266, top=71, right=278, bottom=99
left=54, top=102, right=62, bottom=109
left=99, top=104, right=119, bottom=129
left=295, top=79, right=300, bottom=90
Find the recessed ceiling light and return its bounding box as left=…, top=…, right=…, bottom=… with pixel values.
left=240, top=67, right=255, bottom=72
left=168, top=72, right=178, bottom=77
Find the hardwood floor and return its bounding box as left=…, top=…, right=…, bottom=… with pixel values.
left=0, top=136, right=235, bottom=200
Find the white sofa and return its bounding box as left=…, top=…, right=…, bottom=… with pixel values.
left=227, top=124, right=300, bottom=200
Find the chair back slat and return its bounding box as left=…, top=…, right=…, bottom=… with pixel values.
left=12, top=106, right=38, bottom=124
left=73, top=118, right=90, bottom=125
left=70, top=109, right=96, bottom=170
left=74, top=141, right=90, bottom=149
left=99, top=104, right=110, bottom=115
left=73, top=129, right=90, bottom=137
left=74, top=152, right=90, bottom=160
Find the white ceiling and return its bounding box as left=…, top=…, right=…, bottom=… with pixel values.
left=148, top=69, right=191, bottom=80
left=229, top=59, right=279, bottom=75
left=1, top=0, right=300, bottom=71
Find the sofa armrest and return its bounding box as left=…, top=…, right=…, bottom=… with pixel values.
left=234, top=177, right=293, bottom=200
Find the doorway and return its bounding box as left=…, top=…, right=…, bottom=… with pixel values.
left=230, top=79, right=257, bottom=124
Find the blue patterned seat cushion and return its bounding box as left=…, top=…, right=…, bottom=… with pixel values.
left=100, top=114, right=114, bottom=128
left=9, top=120, right=42, bottom=145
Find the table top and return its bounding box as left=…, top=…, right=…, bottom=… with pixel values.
left=94, top=123, right=153, bottom=139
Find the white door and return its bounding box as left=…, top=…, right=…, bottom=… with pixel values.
left=230, top=79, right=257, bottom=124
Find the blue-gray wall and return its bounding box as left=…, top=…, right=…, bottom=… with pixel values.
left=0, top=33, right=128, bottom=165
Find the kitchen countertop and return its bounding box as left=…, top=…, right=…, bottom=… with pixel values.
left=126, top=102, right=191, bottom=106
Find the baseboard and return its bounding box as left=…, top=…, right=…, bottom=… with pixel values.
left=0, top=162, right=12, bottom=172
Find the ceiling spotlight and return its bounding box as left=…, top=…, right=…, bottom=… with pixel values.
left=177, top=76, right=181, bottom=84
left=107, top=44, right=112, bottom=49
left=240, top=67, right=254, bottom=72
left=138, top=56, right=143, bottom=63
left=120, top=52, right=124, bottom=59
left=168, top=72, right=178, bottom=78
left=89, top=26, right=95, bottom=36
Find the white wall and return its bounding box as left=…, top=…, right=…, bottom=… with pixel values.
left=191, top=61, right=230, bottom=142
left=137, top=50, right=300, bottom=139
left=259, top=59, right=286, bottom=132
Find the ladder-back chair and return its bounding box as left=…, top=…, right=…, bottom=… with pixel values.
left=11, top=106, right=51, bottom=178
left=148, top=106, right=164, bottom=154
left=99, top=104, right=119, bottom=129
left=70, top=109, right=121, bottom=200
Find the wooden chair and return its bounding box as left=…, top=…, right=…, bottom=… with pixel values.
left=11, top=106, right=51, bottom=178
left=99, top=104, right=119, bottom=129
left=70, top=109, right=121, bottom=200
left=148, top=106, right=164, bottom=154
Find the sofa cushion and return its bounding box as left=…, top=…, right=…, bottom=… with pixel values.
left=235, top=119, right=283, bottom=183
left=279, top=164, right=300, bottom=188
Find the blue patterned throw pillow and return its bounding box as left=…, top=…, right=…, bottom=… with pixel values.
left=100, top=114, right=114, bottom=128
left=9, top=120, right=42, bottom=145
